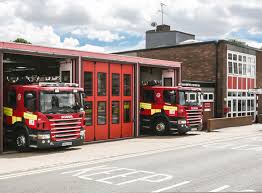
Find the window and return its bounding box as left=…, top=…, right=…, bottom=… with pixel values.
left=243, top=64, right=246, bottom=75
left=7, top=90, right=16, bottom=108
left=112, top=101, right=120, bottom=124
left=24, top=91, right=37, bottom=112
left=164, top=78, right=172, bottom=86
left=233, top=54, right=237, bottom=61
left=124, top=74, right=131, bottom=96
left=143, top=90, right=155, bottom=103
left=97, top=73, right=106, bottom=96
left=124, top=101, right=131, bottom=123
left=163, top=90, right=176, bottom=104
left=238, top=55, right=242, bottom=62
left=84, top=101, right=93, bottom=126
left=239, top=63, right=242, bottom=75
left=243, top=56, right=246, bottom=62
left=97, top=101, right=106, bottom=125
left=228, top=100, right=232, bottom=113
left=228, top=62, right=233, bottom=74
left=233, top=63, right=238, bottom=74
left=84, top=72, right=93, bottom=96
left=61, top=71, right=70, bottom=83
left=112, top=73, right=120, bottom=96
left=228, top=53, right=232, bottom=60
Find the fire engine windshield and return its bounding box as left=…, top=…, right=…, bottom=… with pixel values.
left=40, top=91, right=83, bottom=114
left=179, top=91, right=201, bottom=106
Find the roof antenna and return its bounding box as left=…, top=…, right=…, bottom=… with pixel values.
left=158, top=2, right=167, bottom=25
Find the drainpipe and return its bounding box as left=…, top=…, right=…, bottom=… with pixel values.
left=215, top=41, right=219, bottom=118
left=0, top=51, right=3, bottom=153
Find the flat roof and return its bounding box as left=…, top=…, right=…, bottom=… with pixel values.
left=0, top=41, right=181, bottom=68
left=115, top=40, right=260, bottom=54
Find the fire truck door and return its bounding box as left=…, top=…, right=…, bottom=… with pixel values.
left=121, top=64, right=133, bottom=137
left=109, top=64, right=122, bottom=139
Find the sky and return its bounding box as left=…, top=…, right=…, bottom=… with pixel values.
left=0, top=0, right=261, bottom=53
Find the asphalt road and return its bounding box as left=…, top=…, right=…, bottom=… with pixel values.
left=1, top=132, right=262, bottom=192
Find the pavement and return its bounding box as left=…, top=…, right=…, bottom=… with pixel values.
left=0, top=124, right=262, bottom=192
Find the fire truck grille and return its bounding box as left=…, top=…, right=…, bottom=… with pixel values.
left=186, top=109, right=202, bottom=128
left=49, top=118, right=82, bottom=141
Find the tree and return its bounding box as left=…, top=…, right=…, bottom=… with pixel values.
left=228, top=39, right=247, bottom=47
left=13, top=38, right=31, bottom=44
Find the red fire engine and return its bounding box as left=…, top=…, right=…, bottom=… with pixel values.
left=3, top=82, right=85, bottom=152
left=140, top=82, right=203, bottom=135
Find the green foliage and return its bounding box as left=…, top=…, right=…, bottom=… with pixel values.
left=228, top=39, right=247, bottom=46
left=13, top=38, right=31, bottom=44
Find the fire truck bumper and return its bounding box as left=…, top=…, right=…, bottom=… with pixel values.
left=28, top=129, right=85, bottom=149
left=169, top=120, right=191, bottom=134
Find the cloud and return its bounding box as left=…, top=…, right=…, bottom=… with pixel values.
left=0, top=0, right=261, bottom=52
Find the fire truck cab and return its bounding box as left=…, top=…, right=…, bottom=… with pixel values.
left=3, top=82, right=85, bottom=152
left=140, top=82, right=203, bottom=135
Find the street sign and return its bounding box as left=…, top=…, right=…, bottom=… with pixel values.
left=248, top=89, right=262, bottom=95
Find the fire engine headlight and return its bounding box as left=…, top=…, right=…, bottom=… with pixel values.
left=178, top=120, right=186, bottom=124
left=80, top=130, right=85, bottom=137
left=37, top=134, right=50, bottom=140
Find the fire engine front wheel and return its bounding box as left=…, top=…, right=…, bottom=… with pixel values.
left=153, top=118, right=168, bottom=136
left=15, top=130, right=30, bottom=152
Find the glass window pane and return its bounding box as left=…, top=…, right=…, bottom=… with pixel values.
left=84, top=72, right=93, bottom=96
left=228, top=62, right=233, bottom=74
left=228, top=53, right=232, bottom=60
left=163, top=90, right=176, bottom=104
left=7, top=90, right=16, bottom=108
left=24, top=91, right=37, bottom=112
left=112, top=101, right=120, bottom=124
left=238, top=55, right=242, bottom=62
left=233, top=99, right=237, bottom=112
left=124, top=74, right=131, bottom=96
left=228, top=100, right=232, bottom=113
left=243, top=64, right=246, bottom=75
left=243, top=56, right=246, bottom=62
left=112, top=73, right=120, bottom=96
left=239, top=63, right=242, bottom=74
left=233, top=63, right=238, bottom=74
left=97, top=101, right=106, bottom=125
left=84, top=101, right=93, bottom=126
left=143, top=90, right=155, bottom=103
left=233, top=54, right=237, bottom=61
left=61, top=71, right=70, bottom=83
left=98, top=73, right=107, bottom=96
left=124, top=101, right=131, bottom=123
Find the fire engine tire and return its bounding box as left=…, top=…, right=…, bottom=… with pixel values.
left=153, top=118, right=169, bottom=136
left=15, top=130, right=30, bottom=153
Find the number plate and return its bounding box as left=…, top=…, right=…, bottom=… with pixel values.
left=62, top=142, right=72, bottom=147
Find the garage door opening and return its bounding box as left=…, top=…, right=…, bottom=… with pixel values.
left=139, top=66, right=180, bottom=136
left=2, top=53, right=78, bottom=152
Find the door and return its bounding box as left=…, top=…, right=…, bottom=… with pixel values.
left=83, top=61, right=95, bottom=141
left=109, top=64, right=122, bottom=139
left=95, top=62, right=109, bottom=140
left=121, top=64, right=133, bottom=137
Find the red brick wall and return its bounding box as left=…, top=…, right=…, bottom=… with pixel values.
left=135, top=43, right=217, bottom=83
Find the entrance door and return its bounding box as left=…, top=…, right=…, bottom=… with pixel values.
left=95, top=62, right=109, bottom=140
left=109, top=63, right=122, bottom=139
left=121, top=64, right=133, bottom=137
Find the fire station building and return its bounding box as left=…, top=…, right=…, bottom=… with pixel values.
left=117, top=37, right=262, bottom=124
left=0, top=41, right=181, bottom=153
